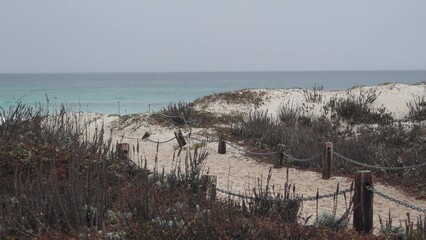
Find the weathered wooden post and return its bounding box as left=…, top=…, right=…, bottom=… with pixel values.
left=353, top=170, right=373, bottom=233
left=201, top=175, right=217, bottom=201
left=116, top=143, right=129, bottom=159
left=174, top=129, right=186, bottom=147
left=322, top=142, right=333, bottom=180
left=276, top=144, right=285, bottom=166
left=218, top=139, right=226, bottom=154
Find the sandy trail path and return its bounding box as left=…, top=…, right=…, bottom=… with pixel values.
left=83, top=83, right=426, bottom=231
left=105, top=123, right=426, bottom=231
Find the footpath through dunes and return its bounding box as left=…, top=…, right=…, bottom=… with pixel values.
left=83, top=116, right=426, bottom=232
left=86, top=82, right=426, bottom=232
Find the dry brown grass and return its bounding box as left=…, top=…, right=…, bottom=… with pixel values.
left=1, top=103, right=424, bottom=239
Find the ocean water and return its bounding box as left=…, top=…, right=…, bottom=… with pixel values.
left=0, top=71, right=425, bottom=114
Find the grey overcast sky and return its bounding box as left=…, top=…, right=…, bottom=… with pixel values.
left=0, top=1, right=425, bottom=73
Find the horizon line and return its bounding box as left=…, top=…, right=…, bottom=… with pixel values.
left=1, top=69, right=426, bottom=75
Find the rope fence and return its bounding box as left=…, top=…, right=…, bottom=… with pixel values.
left=114, top=137, right=426, bottom=234
left=118, top=131, right=426, bottom=174
left=145, top=136, right=176, bottom=144
left=365, top=186, right=426, bottom=213
left=333, top=151, right=426, bottom=171
left=282, top=152, right=322, bottom=163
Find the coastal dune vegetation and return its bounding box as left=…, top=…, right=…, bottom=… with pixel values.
left=0, top=104, right=378, bottom=239
left=1, top=82, right=426, bottom=239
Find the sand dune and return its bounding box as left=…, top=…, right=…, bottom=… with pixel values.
left=85, top=83, right=426, bottom=231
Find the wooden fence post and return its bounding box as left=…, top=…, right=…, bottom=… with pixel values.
left=353, top=170, right=374, bottom=233
left=174, top=129, right=186, bottom=147
left=218, top=139, right=226, bottom=154
left=276, top=144, right=285, bottom=166
left=322, top=142, right=333, bottom=180
left=116, top=143, right=129, bottom=159
left=201, top=175, right=217, bottom=201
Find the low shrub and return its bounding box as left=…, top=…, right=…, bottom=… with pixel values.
left=193, top=89, right=267, bottom=107
left=379, top=212, right=426, bottom=240
left=407, top=96, right=426, bottom=121
left=277, top=100, right=299, bottom=124
left=155, top=101, right=195, bottom=126
left=325, top=91, right=393, bottom=125
left=303, top=84, right=324, bottom=103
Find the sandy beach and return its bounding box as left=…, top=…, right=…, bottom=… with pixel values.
left=83, top=83, right=426, bottom=231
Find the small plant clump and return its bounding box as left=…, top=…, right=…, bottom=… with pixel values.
left=325, top=91, right=393, bottom=125
left=278, top=100, right=300, bottom=124
left=379, top=212, right=426, bottom=240
left=407, top=96, right=426, bottom=121
left=150, top=100, right=244, bottom=128
left=159, top=101, right=195, bottom=126
left=193, top=89, right=267, bottom=107
left=303, top=84, right=324, bottom=103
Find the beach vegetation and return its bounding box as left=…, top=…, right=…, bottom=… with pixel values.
left=158, top=101, right=195, bottom=126
left=231, top=108, right=426, bottom=197
left=110, top=113, right=147, bottom=131
left=378, top=212, right=426, bottom=240
left=349, top=84, right=366, bottom=90
left=325, top=91, right=393, bottom=125
left=277, top=100, right=300, bottom=124
left=406, top=96, right=426, bottom=121
left=379, top=82, right=394, bottom=86
left=150, top=101, right=244, bottom=128
left=1, top=103, right=390, bottom=239
left=278, top=101, right=316, bottom=127
left=193, top=89, right=267, bottom=107
left=303, top=83, right=324, bottom=103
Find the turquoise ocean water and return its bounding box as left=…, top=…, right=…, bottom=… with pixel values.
left=0, top=71, right=425, bottom=114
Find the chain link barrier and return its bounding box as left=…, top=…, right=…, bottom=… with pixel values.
left=333, top=151, right=426, bottom=171
left=365, top=186, right=426, bottom=213
left=282, top=151, right=323, bottom=163
left=217, top=187, right=353, bottom=203
left=225, top=141, right=277, bottom=156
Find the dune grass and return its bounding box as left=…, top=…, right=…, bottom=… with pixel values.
left=1, top=103, right=425, bottom=239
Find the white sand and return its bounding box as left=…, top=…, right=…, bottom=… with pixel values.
left=85, top=83, right=426, bottom=231
left=198, top=82, right=426, bottom=120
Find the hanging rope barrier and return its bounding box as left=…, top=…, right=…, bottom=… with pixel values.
left=365, top=186, right=426, bottom=213
left=282, top=152, right=323, bottom=162
left=145, top=136, right=176, bottom=144
left=333, top=151, right=426, bottom=171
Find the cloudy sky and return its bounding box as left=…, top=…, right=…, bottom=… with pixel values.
left=1, top=0, right=425, bottom=73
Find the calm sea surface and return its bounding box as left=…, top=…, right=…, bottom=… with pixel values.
left=0, top=71, right=425, bottom=114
